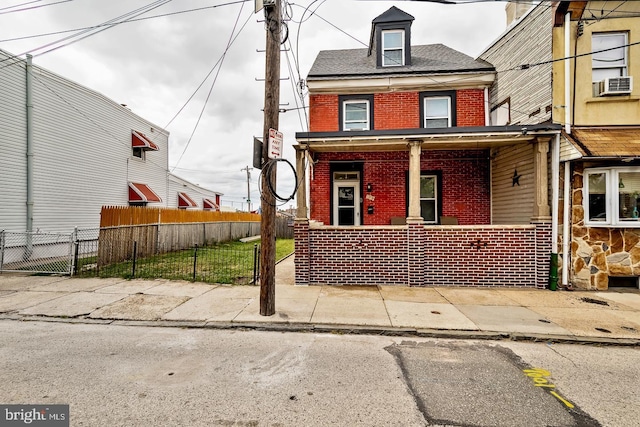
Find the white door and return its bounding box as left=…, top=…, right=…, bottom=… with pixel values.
left=333, top=172, right=360, bottom=226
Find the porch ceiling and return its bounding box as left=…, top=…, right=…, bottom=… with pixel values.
left=295, top=126, right=560, bottom=153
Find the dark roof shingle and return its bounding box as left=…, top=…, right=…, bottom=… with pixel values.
left=308, top=44, right=494, bottom=79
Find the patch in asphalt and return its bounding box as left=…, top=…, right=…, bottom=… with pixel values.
left=385, top=341, right=600, bottom=427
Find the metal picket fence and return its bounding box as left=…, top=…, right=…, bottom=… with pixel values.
left=75, top=240, right=261, bottom=285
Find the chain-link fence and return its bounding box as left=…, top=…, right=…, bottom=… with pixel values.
left=0, top=228, right=99, bottom=274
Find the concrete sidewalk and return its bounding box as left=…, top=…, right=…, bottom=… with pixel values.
left=1, top=255, right=640, bottom=345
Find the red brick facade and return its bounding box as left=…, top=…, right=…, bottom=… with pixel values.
left=456, top=89, right=486, bottom=127
left=309, top=89, right=486, bottom=132
left=309, top=150, right=491, bottom=226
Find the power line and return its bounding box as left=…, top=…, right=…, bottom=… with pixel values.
left=0, top=0, right=72, bottom=15
left=170, top=2, right=253, bottom=171
left=0, top=0, right=174, bottom=70
left=0, top=0, right=250, bottom=43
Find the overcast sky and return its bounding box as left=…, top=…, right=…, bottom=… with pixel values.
left=0, top=0, right=512, bottom=210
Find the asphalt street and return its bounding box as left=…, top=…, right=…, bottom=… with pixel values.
left=1, top=321, right=639, bottom=426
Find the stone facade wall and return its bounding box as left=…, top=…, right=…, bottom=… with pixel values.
left=570, top=163, right=640, bottom=289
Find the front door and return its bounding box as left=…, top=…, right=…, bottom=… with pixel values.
left=333, top=172, right=360, bottom=226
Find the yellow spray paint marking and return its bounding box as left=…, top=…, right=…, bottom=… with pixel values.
left=523, top=368, right=575, bottom=408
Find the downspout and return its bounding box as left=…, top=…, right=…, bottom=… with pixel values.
left=25, top=54, right=34, bottom=259
left=564, top=12, right=571, bottom=134
left=562, top=160, right=571, bottom=288
left=484, top=87, right=490, bottom=126
left=549, top=134, right=560, bottom=291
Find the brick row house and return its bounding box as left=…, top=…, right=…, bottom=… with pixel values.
left=293, top=7, right=560, bottom=287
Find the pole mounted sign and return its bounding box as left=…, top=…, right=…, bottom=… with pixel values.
left=268, top=128, right=283, bottom=159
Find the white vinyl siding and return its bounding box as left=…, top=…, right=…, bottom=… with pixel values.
left=478, top=4, right=552, bottom=125
left=168, top=174, right=221, bottom=210
left=0, top=52, right=28, bottom=232
left=491, top=144, right=535, bottom=224
left=0, top=49, right=171, bottom=233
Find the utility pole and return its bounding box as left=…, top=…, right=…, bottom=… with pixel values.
left=241, top=166, right=252, bottom=212
left=259, top=0, right=281, bottom=316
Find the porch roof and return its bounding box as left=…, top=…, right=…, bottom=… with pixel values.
left=295, top=124, right=561, bottom=152
left=564, top=127, right=640, bottom=159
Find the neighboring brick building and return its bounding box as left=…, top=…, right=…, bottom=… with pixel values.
left=293, top=6, right=560, bottom=287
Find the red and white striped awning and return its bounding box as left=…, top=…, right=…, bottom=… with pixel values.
left=132, top=130, right=159, bottom=151
left=128, top=182, right=162, bottom=203
left=203, top=198, right=219, bottom=211
left=178, top=192, right=198, bottom=208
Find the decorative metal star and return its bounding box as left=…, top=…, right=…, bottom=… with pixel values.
left=512, top=169, right=522, bottom=186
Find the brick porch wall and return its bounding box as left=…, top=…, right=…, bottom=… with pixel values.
left=295, top=223, right=546, bottom=287
left=308, top=226, right=409, bottom=285
left=423, top=225, right=537, bottom=287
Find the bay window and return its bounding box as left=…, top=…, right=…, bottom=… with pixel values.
left=585, top=167, right=640, bottom=226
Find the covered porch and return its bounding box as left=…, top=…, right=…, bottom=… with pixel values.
left=293, top=125, right=561, bottom=288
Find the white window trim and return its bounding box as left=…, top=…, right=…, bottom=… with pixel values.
left=592, top=32, right=628, bottom=82
left=343, top=100, right=370, bottom=131
left=584, top=167, right=640, bottom=227
left=423, top=96, right=452, bottom=128
left=382, top=29, right=404, bottom=67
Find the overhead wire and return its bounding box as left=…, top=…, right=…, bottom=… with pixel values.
left=0, top=0, right=250, bottom=43
left=0, top=0, right=174, bottom=70
left=0, top=0, right=73, bottom=15
left=170, top=1, right=253, bottom=171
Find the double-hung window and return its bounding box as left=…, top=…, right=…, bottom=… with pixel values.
left=344, top=100, right=370, bottom=130
left=420, top=174, right=438, bottom=224
left=592, top=32, right=628, bottom=82
left=339, top=95, right=373, bottom=131
left=424, top=97, right=451, bottom=128
left=585, top=167, right=640, bottom=226
left=382, top=30, right=404, bottom=67
left=420, top=91, right=456, bottom=129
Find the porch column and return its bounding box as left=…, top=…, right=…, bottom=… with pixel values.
left=294, top=145, right=308, bottom=220
left=407, top=140, right=423, bottom=223
left=293, top=144, right=309, bottom=285
left=532, top=137, right=551, bottom=220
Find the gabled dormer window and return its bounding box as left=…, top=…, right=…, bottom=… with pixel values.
left=382, top=30, right=404, bottom=67
left=370, top=7, right=414, bottom=68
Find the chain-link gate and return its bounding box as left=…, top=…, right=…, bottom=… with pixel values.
left=0, top=229, right=99, bottom=275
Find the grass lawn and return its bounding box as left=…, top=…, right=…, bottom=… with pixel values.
left=78, top=238, right=294, bottom=285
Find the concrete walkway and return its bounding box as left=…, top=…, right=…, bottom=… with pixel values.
left=1, top=255, right=640, bottom=345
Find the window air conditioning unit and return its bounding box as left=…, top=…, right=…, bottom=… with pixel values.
left=598, top=76, right=633, bottom=96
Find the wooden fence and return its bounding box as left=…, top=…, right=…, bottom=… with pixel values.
left=100, top=206, right=261, bottom=227
left=97, top=206, right=292, bottom=265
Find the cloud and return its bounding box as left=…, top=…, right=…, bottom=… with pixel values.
left=0, top=0, right=508, bottom=208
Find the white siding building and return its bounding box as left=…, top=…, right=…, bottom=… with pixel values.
left=167, top=173, right=222, bottom=211
left=0, top=49, right=220, bottom=234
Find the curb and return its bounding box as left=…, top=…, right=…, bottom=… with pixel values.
left=2, top=314, right=639, bottom=347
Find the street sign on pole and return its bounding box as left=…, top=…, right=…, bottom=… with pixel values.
left=268, top=128, right=283, bottom=159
